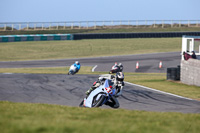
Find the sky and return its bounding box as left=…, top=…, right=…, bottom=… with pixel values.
left=0, top=0, right=199, bottom=22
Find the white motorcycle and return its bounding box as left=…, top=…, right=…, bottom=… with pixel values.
left=79, top=79, right=116, bottom=108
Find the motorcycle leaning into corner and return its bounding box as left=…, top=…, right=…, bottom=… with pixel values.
left=109, top=64, right=120, bottom=74
left=68, top=61, right=81, bottom=75
left=79, top=79, right=118, bottom=108
left=68, top=64, right=77, bottom=75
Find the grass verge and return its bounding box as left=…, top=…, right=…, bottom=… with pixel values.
left=124, top=73, right=200, bottom=100
left=0, top=38, right=181, bottom=61
left=0, top=101, right=200, bottom=133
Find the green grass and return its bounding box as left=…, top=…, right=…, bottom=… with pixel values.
left=124, top=73, right=200, bottom=100
left=0, top=67, right=199, bottom=100
left=0, top=66, right=93, bottom=74
left=0, top=101, right=200, bottom=133
left=0, top=38, right=181, bottom=61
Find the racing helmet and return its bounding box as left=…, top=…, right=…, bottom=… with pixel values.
left=116, top=72, right=124, bottom=82
left=75, top=61, right=79, bottom=65
left=98, top=77, right=104, bottom=81
left=118, top=63, right=122, bottom=66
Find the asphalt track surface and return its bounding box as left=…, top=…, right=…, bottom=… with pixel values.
left=0, top=52, right=181, bottom=73
left=0, top=52, right=200, bottom=113
left=0, top=73, right=200, bottom=113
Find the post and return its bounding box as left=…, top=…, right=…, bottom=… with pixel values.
left=27, top=23, right=29, bottom=30
left=136, top=20, right=138, bottom=28
left=71, top=22, right=73, bottom=29
left=179, top=20, right=181, bottom=28
left=49, top=23, right=51, bottom=30
left=188, top=20, right=190, bottom=27
left=42, top=23, right=44, bottom=30
left=171, top=20, right=173, bottom=28
left=19, top=24, right=21, bottom=30
left=64, top=23, right=66, bottom=29
left=4, top=24, right=6, bottom=31
left=34, top=23, right=36, bottom=30
left=103, top=21, right=105, bottom=27
left=57, top=23, right=59, bottom=30
left=154, top=20, right=156, bottom=28
left=12, top=24, right=14, bottom=31
left=162, top=20, right=164, bottom=28
left=79, top=22, right=81, bottom=29
left=111, top=20, right=114, bottom=28
left=145, top=20, right=147, bottom=27
left=94, top=21, right=96, bottom=29
left=87, top=22, right=88, bottom=29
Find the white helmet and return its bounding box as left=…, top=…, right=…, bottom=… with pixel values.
left=118, top=63, right=122, bottom=66
left=98, top=77, right=103, bottom=81
left=116, top=72, right=124, bottom=82
left=75, top=61, right=79, bottom=65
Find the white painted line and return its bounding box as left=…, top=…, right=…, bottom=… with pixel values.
left=125, top=81, right=194, bottom=101
left=2, top=73, right=13, bottom=74
left=92, top=65, right=98, bottom=72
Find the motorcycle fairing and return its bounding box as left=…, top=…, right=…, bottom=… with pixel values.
left=84, top=79, right=116, bottom=108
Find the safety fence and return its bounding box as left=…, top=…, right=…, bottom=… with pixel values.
left=0, top=20, right=200, bottom=31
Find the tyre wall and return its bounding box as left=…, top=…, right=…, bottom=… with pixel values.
left=1, top=32, right=200, bottom=42
left=73, top=32, right=200, bottom=40
left=0, top=34, right=73, bottom=42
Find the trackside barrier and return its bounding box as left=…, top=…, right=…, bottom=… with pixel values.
left=73, top=32, right=200, bottom=40
left=167, top=65, right=180, bottom=81
left=1, top=32, right=200, bottom=42
left=0, top=34, right=73, bottom=42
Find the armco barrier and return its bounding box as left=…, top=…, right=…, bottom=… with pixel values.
left=0, top=34, right=73, bottom=42
left=73, top=32, right=200, bottom=40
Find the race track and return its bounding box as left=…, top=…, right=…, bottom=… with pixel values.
left=0, top=52, right=181, bottom=73
left=0, top=73, right=200, bottom=113
left=0, top=52, right=200, bottom=113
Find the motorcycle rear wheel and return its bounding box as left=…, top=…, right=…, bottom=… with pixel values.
left=79, top=100, right=84, bottom=107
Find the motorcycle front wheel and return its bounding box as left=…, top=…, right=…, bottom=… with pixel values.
left=92, top=95, right=106, bottom=107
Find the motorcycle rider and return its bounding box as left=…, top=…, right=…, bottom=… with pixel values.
left=113, top=72, right=125, bottom=97
left=105, top=72, right=124, bottom=108
left=85, top=72, right=125, bottom=108
left=110, top=62, right=120, bottom=73
left=68, top=61, right=81, bottom=75
left=118, top=63, right=123, bottom=72
left=74, top=61, right=81, bottom=73
left=113, top=62, right=118, bottom=68
left=85, top=76, right=105, bottom=95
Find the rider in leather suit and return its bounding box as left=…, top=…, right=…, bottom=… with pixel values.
left=85, top=72, right=125, bottom=108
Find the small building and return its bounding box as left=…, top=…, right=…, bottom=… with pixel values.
left=181, top=36, right=200, bottom=87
